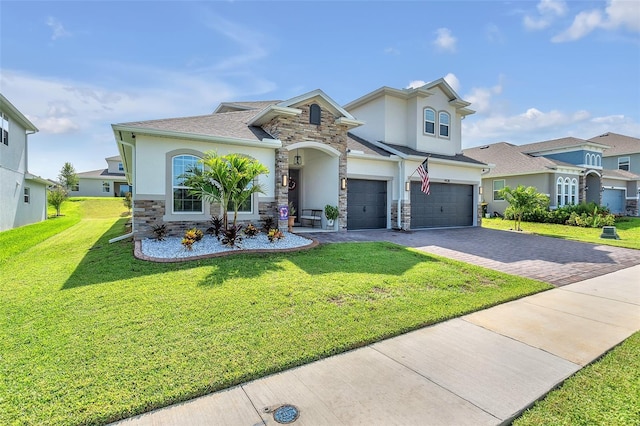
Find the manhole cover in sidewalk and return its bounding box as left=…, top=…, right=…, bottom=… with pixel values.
left=273, top=404, right=299, bottom=424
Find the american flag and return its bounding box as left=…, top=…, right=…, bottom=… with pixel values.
left=416, top=159, right=430, bottom=195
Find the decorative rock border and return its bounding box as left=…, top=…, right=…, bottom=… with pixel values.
left=133, top=237, right=320, bottom=263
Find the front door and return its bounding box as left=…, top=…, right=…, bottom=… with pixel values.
left=289, top=169, right=300, bottom=223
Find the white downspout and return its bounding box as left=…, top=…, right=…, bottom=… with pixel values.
left=397, top=160, right=403, bottom=230
left=109, top=138, right=136, bottom=243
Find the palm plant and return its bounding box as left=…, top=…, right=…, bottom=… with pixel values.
left=498, top=185, right=549, bottom=231
left=181, top=151, right=269, bottom=230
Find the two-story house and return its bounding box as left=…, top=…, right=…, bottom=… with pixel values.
left=112, top=79, right=486, bottom=240
left=465, top=135, right=640, bottom=216
left=70, top=155, right=130, bottom=197
left=0, top=94, right=49, bottom=231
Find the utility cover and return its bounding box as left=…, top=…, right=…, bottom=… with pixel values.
left=273, top=404, right=299, bottom=424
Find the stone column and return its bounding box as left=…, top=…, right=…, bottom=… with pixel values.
left=275, top=148, right=290, bottom=231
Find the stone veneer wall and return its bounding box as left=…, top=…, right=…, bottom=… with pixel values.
left=625, top=198, right=638, bottom=216
left=391, top=201, right=412, bottom=230
left=133, top=200, right=278, bottom=240
left=261, top=103, right=350, bottom=231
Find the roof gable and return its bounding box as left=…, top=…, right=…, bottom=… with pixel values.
left=589, top=132, right=640, bottom=156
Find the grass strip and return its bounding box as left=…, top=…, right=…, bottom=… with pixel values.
left=514, top=331, right=640, bottom=425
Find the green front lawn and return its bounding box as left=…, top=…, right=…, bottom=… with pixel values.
left=514, top=331, right=640, bottom=425
left=1, top=199, right=550, bottom=425
left=482, top=217, right=640, bottom=250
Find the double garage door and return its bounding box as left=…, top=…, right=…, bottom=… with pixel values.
left=411, top=182, right=473, bottom=228
left=347, top=179, right=473, bottom=230
left=602, top=189, right=625, bottom=214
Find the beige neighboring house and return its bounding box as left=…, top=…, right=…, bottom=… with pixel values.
left=69, top=155, right=130, bottom=197
left=0, top=94, right=49, bottom=232
left=465, top=135, right=640, bottom=216
left=112, top=79, right=487, bottom=240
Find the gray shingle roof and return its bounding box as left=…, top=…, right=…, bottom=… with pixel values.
left=516, top=136, right=608, bottom=153
left=601, top=168, right=640, bottom=180
left=589, top=132, right=640, bottom=156
left=382, top=142, right=486, bottom=165
left=117, top=109, right=273, bottom=141
left=464, top=142, right=575, bottom=176
left=214, top=100, right=281, bottom=113
left=347, top=133, right=392, bottom=157
left=77, top=169, right=126, bottom=179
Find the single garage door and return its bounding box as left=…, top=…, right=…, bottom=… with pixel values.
left=347, top=179, right=387, bottom=230
left=602, top=189, right=625, bottom=214
left=411, top=182, right=473, bottom=228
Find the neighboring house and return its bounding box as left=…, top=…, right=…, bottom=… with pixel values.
left=112, top=79, right=487, bottom=240
left=465, top=135, right=640, bottom=216
left=69, top=155, right=130, bottom=197
left=0, top=94, right=49, bottom=231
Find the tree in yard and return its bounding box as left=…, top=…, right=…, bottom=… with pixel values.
left=58, top=162, right=78, bottom=190
left=123, top=192, right=132, bottom=213
left=48, top=186, right=68, bottom=216
left=497, top=185, right=549, bottom=231
left=181, top=152, right=269, bottom=229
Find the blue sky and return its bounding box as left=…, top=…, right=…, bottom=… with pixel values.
left=2, top=0, right=639, bottom=180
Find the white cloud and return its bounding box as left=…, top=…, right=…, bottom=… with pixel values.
left=32, top=116, right=80, bottom=134
left=464, top=77, right=504, bottom=114
left=552, top=0, right=640, bottom=42
left=486, top=23, right=505, bottom=43
left=443, top=73, right=461, bottom=93
left=46, top=17, right=71, bottom=40
left=406, top=80, right=427, bottom=89
left=384, top=47, right=400, bottom=55
left=523, top=0, right=567, bottom=30
left=538, top=0, right=568, bottom=17
left=433, top=28, right=457, bottom=52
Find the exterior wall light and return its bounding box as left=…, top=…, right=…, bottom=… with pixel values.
left=282, top=174, right=288, bottom=187
left=341, top=177, right=347, bottom=190
left=405, top=181, right=411, bottom=192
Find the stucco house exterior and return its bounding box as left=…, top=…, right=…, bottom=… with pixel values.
left=112, top=79, right=487, bottom=240
left=465, top=135, right=640, bottom=216
left=0, top=94, right=49, bottom=231
left=70, top=155, right=130, bottom=197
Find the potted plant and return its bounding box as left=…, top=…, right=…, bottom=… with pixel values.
left=324, top=204, right=339, bottom=229
left=287, top=201, right=296, bottom=232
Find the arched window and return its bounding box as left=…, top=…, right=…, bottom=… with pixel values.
left=570, top=178, right=578, bottom=204
left=172, top=154, right=203, bottom=213
left=439, top=111, right=450, bottom=138
left=309, top=104, right=321, bottom=125
left=424, top=108, right=435, bottom=135
left=564, top=178, right=570, bottom=205
left=596, top=155, right=601, bottom=167
left=557, top=177, right=563, bottom=206
left=585, top=153, right=591, bottom=166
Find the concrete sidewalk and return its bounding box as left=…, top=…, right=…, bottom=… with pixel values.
left=114, top=265, right=640, bottom=426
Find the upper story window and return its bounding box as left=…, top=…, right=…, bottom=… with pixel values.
left=618, top=156, right=630, bottom=171
left=102, top=181, right=111, bottom=193
left=595, top=155, right=601, bottom=167
left=24, top=187, right=30, bottom=203
left=424, top=108, right=435, bottom=135
left=118, top=162, right=124, bottom=172
left=439, top=111, right=450, bottom=138
left=493, top=179, right=505, bottom=201
left=71, top=183, right=79, bottom=192
left=1, top=113, right=9, bottom=146
left=172, top=154, right=203, bottom=213
left=309, top=103, right=321, bottom=125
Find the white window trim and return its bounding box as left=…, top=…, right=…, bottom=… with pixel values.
left=1, top=112, right=9, bottom=146
left=102, top=181, right=111, bottom=193
left=556, top=177, right=563, bottom=206
left=24, top=187, right=30, bottom=203
left=493, top=179, right=505, bottom=201
left=618, top=156, right=630, bottom=171
left=172, top=154, right=204, bottom=215
left=570, top=178, right=578, bottom=205
left=423, top=108, right=436, bottom=136
left=438, top=110, right=450, bottom=139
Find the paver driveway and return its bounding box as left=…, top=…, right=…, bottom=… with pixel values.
left=308, top=227, right=640, bottom=286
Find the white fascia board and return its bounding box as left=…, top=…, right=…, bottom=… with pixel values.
left=416, top=156, right=488, bottom=170
left=335, top=117, right=365, bottom=128
left=0, top=93, right=39, bottom=132
left=525, top=142, right=610, bottom=155
left=481, top=170, right=559, bottom=179
left=343, top=86, right=434, bottom=111
left=25, top=173, right=50, bottom=185
left=247, top=105, right=301, bottom=126
left=111, top=125, right=282, bottom=149
left=347, top=152, right=400, bottom=162
left=365, top=140, right=408, bottom=158
left=280, top=89, right=359, bottom=121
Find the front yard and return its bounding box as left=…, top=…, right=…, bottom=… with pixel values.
left=482, top=216, right=640, bottom=250
left=0, top=198, right=550, bottom=425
